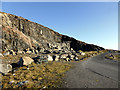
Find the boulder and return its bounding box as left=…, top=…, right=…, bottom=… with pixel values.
left=71, top=50, right=76, bottom=53
left=60, top=54, right=68, bottom=59
left=11, top=63, right=19, bottom=68
left=26, top=48, right=30, bottom=51
left=36, top=47, right=41, bottom=52
left=0, top=64, right=12, bottom=75
left=3, top=51, right=10, bottom=56
left=80, top=52, right=85, bottom=56
left=33, top=56, right=48, bottom=64
left=52, top=50, right=60, bottom=54
left=74, top=56, right=79, bottom=61
left=57, top=46, right=61, bottom=50
left=32, top=56, right=41, bottom=64
left=44, top=50, right=51, bottom=54
left=55, top=55, right=59, bottom=61
left=17, top=50, right=23, bottom=54
left=35, top=50, right=38, bottom=54
left=71, top=55, right=75, bottom=60
left=47, top=55, right=53, bottom=61
left=66, top=58, right=70, bottom=62
left=32, top=50, right=35, bottom=54
left=26, top=51, right=32, bottom=54
left=18, top=56, right=34, bottom=66
left=52, top=55, right=59, bottom=61
left=71, top=48, right=74, bottom=51
left=52, top=55, right=56, bottom=61
left=9, top=50, right=16, bottom=55
left=0, top=53, right=3, bottom=57
left=40, top=48, right=45, bottom=53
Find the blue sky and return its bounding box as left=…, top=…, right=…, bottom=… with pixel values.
left=2, top=2, right=118, bottom=50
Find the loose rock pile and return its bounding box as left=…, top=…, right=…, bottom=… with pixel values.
left=0, top=47, right=87, bottom=75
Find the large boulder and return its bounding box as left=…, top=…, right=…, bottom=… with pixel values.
left=18, top=56, right=34, bottom=66
left=0, top=64, right=12, bottom=75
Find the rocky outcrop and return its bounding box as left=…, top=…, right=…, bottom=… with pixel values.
left=62, top=35, right=104, bottom=51
left=1, top=12, right=104, bottom=53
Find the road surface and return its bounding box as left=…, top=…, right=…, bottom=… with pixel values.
left=62, top=53, right=119, bottom=88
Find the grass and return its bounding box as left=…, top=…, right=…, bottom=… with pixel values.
left=1, top=50, right=107, bottom=89
left=2, top=61, right=72, bottom=89
left=77, top=50, right=107, bottom=60
left=105, top=54, right=120, bottom=61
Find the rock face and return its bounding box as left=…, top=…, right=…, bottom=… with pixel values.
left=1, top=12, right=104, bottom=53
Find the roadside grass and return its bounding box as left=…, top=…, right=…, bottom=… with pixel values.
left=2, top=61, right=72, bottom=89
left=105, top=54, right=120, bottom=61
left=77, top=50, right=107, bottom=60
left=1, top=50, right=107, bottom=89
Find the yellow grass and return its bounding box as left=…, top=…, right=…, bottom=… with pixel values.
left=2, top=61, right=72, bottom=89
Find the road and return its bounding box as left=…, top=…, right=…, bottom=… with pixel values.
left=62, top=53, right=119, bottom=88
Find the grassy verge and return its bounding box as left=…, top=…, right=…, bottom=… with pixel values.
left=105, top=54, right=120, bottom=61
left=1, top=50, right=107, bottom=89
left=77, top=50, right=107, bottom=60
left=2, top=62, right=72, bottom=89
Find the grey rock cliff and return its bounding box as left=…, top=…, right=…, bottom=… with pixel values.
left=0, top=12, right=104, bottom=53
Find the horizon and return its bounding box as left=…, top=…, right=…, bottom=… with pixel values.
left=1, top=2, right=118, bottom=50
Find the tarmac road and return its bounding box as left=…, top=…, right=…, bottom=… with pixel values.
left=62, top=53, right=119, bottom=88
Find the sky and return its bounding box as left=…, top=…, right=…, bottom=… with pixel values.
left=1, top=2, right=118, bottom=50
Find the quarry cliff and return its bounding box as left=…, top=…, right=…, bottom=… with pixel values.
left=0, top=12, right=104, bottom=53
